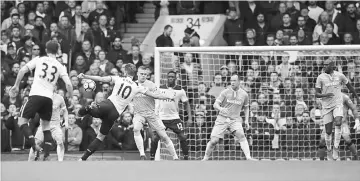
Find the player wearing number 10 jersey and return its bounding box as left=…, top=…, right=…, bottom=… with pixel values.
left=9, top=42, right=73, bottom=159
left=77, top=64, right=176, bottom=161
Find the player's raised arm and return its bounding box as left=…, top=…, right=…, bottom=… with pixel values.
left=10, top=57, right=38, bottom=95
left=138, top=85, right=175, bottom=100
left=77, top=73, right=112, bottom=83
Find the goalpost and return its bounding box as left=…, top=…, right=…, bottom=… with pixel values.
left=154, top=45, right=360, bottom=161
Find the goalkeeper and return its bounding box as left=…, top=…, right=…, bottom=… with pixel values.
left=151, top=71, right=191, bottom=160
left=318, top=93, right=360, bottom=160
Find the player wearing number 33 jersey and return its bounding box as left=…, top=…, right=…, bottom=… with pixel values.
left=77, top=63, right=176, bottom=161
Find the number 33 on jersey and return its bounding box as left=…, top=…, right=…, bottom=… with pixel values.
left=26, top=56, right=68, bottom=98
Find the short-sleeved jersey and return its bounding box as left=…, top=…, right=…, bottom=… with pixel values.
left=158, top=85, right=188, bottom=120
left=315, top=71, right=348, bottom=109
left=108, top=76, right=148, bottom=114
left=132, top=80, right=158, bottom=114
left=216, top=87, right=249, bottom=119
left=50, top=93, right=66, bottom=127
left=26, top=56, right=68, bottom=99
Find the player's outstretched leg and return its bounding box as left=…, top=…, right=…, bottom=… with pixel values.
left=150, top=133, right=160, bottom=160
left=341, top=124, right=358, bottom=160
left=41, top=121, right=54, bottom=161
left=233, top=129, right=256, bottom=160
left=80, top=134, right=105, bottom=161
left=53, top=128, right=65, bottom=161
left=317, top=135, right=326, bottom=160
left=203, top=137, right=219, bottom=161
left=177, top=132, right=189, bottom=160
left=332, top=116, right=343, bottom=160
left=157, top=130, right=178, bottom=160
left=324, top=122, right=333, bottom=160
left=18, top=118, right=42, bottom=152
left=133, top=117, right=146, bottom=159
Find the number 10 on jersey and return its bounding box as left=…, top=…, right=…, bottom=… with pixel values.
left=117, top=83, right=132, bottom=99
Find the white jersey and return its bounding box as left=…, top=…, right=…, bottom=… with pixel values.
left=158, top=85, right=188, bottom=120
left=50, top=93, right=66, bottom=127
left=107, top=76, right=149, bottom=114
left=26, top=56, right=68, bottom=99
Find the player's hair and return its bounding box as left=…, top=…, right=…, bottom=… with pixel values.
left=167, top=71, right=176, bottom=76
left=11, top=13, right=20, bottom=18
left=124, top=63, right=137, bottom=77
left=137, top=65, right=148, bottom=72
left=45, top=41, right=59, bottom=54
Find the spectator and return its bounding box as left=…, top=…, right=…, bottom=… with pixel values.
left=270, top=2, right=287, bottom=31
left=5, top=104, right=24, bottom=151
left=244, top=28, right=258, bottom=46
left=76, top=40, right=96, bottom=67
left=279, top=13, right=296, bottom=35
left=274, top=29, right=284, bottom=45
left=72, top=5, right=88, bottom=39
left=323, top=1, right=342, bottom=36
left=75, top=22, right=95, bottom=49
left=1, top=103, right=11, bottom=152
left=250, top=103, right=275, bottom=151
left=108, top=112, right=137, bottom=150
left=266, top=34, right=275, bottom=46
left=1, top=7, right=19, bottom=31
left=294, top=88, right=308, bottom=111
left=176, top=0, right=200, bottom=15
left=58, top=16, right=76, bottom=53
left=83, top=117, right=104, bottom=151
left=59, top=0, right=76, bottom=21
left=354, top=19, right=360, bottom=44
left=289, top=34, right=299, bottom=46
left=255, top=12, right=270, bottom=46
left=6, top=13, right=25, bottom=38
left=297, top=29, right=312, bottom=45
left=208, top=73, right=225, bottom=98
left=299, top=7, right=316, bottom=31
left=124, top=45, right=143, bottom=69
left=276, top=53, right=292, bottom=79
left=31, top=16, right=49, bottom=45
left=93, top=15, right=118, bottom=52
left=63, top=113, right=83, bottom=151
left=156, top=25, right=174, bottom=47
left=88, top=1, right=111, bottom=25
left=107, top=37, right=128, bottom=65
left=286, top=0, right=300, bottom=25
left=223, top=7, right=244, bottom=46
left=4, top=42, right=18, bottom=68
left=184, top=27, right=200, bottom=47
left=239, top=1, right=263, bottom=30
left=187, top=111, right=211, bottom=152
left=343, top=32, right=354, bottom=45
left=9, top=27, right=23, bottom=50
left=72, top=54, right=89, bottom=74
left=142, top=54, right=154, bottom=74
left=153, top=0, right=177, bottom=20
left=308, top=1, right=323, bottom=23
left=35, top=2, right=52, bottom=28
left=98, top=50, right=114, bottom=75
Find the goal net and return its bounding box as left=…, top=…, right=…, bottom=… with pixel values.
left=154, top=45, right=360, bottom=161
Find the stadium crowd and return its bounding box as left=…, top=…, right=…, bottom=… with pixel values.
left=1, top=0, right=360, bottom=159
